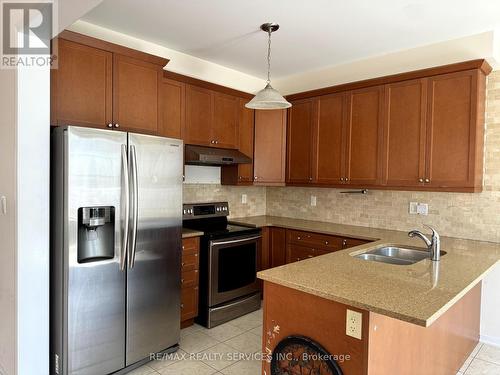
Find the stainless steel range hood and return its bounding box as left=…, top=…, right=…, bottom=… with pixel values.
left=185, top=145, right=252, bottom=166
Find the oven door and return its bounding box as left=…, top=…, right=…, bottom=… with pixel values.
left=208, top=234, right=261, bottom=306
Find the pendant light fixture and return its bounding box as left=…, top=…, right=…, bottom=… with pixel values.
left=245, top=23, right=291, bottom=110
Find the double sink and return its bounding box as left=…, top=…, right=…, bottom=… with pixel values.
left=354, top=245, right=446, bottom=265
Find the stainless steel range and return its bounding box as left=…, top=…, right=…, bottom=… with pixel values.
left=183, top=202, right=262, bottom=328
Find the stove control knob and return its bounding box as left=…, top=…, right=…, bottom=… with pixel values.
left=183, top=209, right=187, bottom=215
left=216, top=207, right=221, bottom=212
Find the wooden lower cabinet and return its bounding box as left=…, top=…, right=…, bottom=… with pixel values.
left=269, top=227, right=287, bottom=268
left=181, top=237, right=200, bottom=327
left=286, top=229, right=371, bottom=263
left=262, top=281, right=481, bottom=375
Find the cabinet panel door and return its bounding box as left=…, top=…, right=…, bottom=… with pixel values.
left=426, top=71, right=478, bottom=188
left=113, top=54, right=160, bottom=134
left=184, top=85, right=213, bottom=146
left=287, top=99, right=316, bottom=183
left=237, top=98, right=255, bottom=182
left=213, top=93, right=239, bottom=149
left=345, top=86, right=384, bottom=185
left=51, top=39, right=112, bottom=128
left=158, top=78, right=184, bottom=139
left=315, top=93, right=346, bottom=184
left=254, top=109, right=287, bottom=185
left=270, top=227, right=286, bottom=268
left=382, top=79, right=427, bottom=187
left=181, top=287, right=199, bottom=321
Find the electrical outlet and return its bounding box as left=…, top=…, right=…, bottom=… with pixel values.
left=310, top=195, right=317, bottom=207
left=346, top=309, right=362, bottom=340
left=416, top=203, right=428, bottom=215
left=241, top=194, right=247, bottom=204
left=409, top=202, right=418, bottom=215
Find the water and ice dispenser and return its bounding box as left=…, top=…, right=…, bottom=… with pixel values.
left=77, top=206, right=115, bottom=263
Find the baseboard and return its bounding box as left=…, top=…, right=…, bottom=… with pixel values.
left=480, top=334, right=500, bottom=348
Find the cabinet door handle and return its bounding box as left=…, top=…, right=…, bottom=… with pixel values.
left=114, top=123, right=120, bottom=128
left=309, top=177, right=312, bottom=181
left=297, top=236, right=301, bottom=240
left=342, top=239, right=347, bottom=247
left=307, top=255, right=314, bottom=258
left=418, top=178, right=424, bottom=183
left=325, top=241, right=329, bottom=245
left=254, top=176, right=258, bottom=180
left=181, top=303, right=184, bottom=309
left=107, top=123, right=113, bottom=128
left=425, top=178, right=430, bottom=183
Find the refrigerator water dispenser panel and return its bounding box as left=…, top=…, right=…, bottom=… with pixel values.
left=78, top=206, right=115, bottom=263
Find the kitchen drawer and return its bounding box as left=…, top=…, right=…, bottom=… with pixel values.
left=287, top=229, right=344, bottom=251
left=342, top=237, right=370, bottom=249
left=286, top=244, right=330, bottom=264
left=182, top=237, right=199, bottom=253
left=182, top=252, right=199, bottom=272
left=181, top=269, right=199, bottom=289
left=181, top=286, right=199, bottom=321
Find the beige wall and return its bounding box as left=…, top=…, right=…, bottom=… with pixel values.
left=183, top=184, right=266, bottom=218
left=267, top=71, right=500, bottom=243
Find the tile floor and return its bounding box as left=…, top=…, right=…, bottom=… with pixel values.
left=129, top=308, right=500, bottom=375
left=129, top=308, right=263, bottom=375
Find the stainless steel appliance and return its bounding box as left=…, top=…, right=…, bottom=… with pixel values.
left=183, top=202, right=261, bottom=328
left=184, top=145, right=252, bottom=166
left=51, top=126, right=183, bottom=375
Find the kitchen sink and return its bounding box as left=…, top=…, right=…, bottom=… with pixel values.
left=353, top=245, right=446, bottom=265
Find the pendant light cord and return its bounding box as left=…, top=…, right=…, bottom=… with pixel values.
left=267, top=29, right=272, bottom=84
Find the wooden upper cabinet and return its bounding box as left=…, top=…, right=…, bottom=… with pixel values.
left=184, top=85, right=213, bottom=146
left=158, top=78, right=185, bottom=139
left=345, top=86, right=384, bottom=185
left=315, top=93, right=346, bottom=185
left=382, top=79, right=427, bottom=187
left=51, top=39, right=112, bottom=128
left=236, top=98, right=255, bottom=182
left=287, top=99, right=316, bottom=184
left=51, top=32, right=168, bottom=133
left=213, top=93, right=239, bottom=149
left=221, top=98, right=255, bottom=185
left=425, top=70, right=484, bottom=190
left=254, top=109, right=287, bottom=185
left=113, top=54, right=160, bottom=134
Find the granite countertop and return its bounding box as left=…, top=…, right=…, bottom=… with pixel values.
left=230, top=215, right=500, bottom=327
left=182, top=228, right=204, bottom=239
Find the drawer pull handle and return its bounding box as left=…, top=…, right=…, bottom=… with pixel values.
left=297, top=236, right=301, bottom=240
left=181, top=279, right=184, bottom=283
left=325, top=241, right=329, bottom=245
left=182, top=246, right=185, bottom=249
left=181, top=303, right=184, bottom=309
left=307, top=255, right=313, bottom=258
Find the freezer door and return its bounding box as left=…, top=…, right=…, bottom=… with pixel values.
left=65, top=127, right=127, bottom=374
left=126, top=133, right=183, bottom=365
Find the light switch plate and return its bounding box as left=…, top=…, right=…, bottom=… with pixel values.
left=241, top=194, right=247, bottom=204
left=310, top=195, right=317, bottom=207
left=409, top=202, right=418, bottom=215
left=346, top=309, right=362, bottom=340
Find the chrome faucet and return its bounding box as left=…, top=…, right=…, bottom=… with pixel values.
left=408, top=225, right=441, bottom=261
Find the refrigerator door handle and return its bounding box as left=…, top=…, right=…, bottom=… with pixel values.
left=120, top=144, right=130, bottom=271
left=129, top=144, right=139, bottom=269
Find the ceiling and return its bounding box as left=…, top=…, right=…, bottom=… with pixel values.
left=81, top=0, right=500, bottom=80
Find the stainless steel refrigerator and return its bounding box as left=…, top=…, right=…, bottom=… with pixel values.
left=50, top=126, right=183, bottom=374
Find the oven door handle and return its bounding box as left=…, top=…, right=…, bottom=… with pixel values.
left=210, top=235, right=262, bottom=247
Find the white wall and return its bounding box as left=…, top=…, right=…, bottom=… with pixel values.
left=0, top=69, right=18, bottom=375
left=16, top=62, right=50, bottom=374
left=481, top=265, right=500, bottom=347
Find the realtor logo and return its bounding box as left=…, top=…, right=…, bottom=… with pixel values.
left=1, top=1, right=56, bottom=68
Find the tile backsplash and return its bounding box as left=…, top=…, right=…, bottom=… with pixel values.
left=184, top=71, right=500, bottom=243
left=183, top=184, right=266, bottom=218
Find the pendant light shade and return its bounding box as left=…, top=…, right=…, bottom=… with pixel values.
left=245, top=83, right=291, bottom=109
left=246, top=23, right=291, bottom=110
